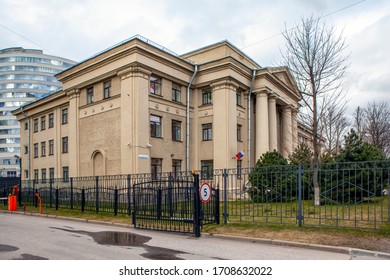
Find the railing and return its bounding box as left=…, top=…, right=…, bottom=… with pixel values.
left=4, top=160, right=390, bottom=230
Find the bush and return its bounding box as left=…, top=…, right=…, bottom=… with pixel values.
left=248, top=151, right=296, bottom=203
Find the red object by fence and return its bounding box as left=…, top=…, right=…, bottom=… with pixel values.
left=8, top=195, right=17, bottom=211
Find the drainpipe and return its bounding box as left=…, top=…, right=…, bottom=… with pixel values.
left=247, top=69, right=257, bottom=170
left=20, top=106, right=30, bottom=181
left=186, top=64, right=198, bottom=172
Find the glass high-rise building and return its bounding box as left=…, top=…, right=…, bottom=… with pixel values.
left=0, top=47, right=75, bottom=177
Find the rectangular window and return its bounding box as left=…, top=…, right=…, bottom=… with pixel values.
left=33, top=118, right=38, bottom=132
left=24, top=145, right=28, bottom=154
left=49, top=168, right=55, bottom=180
left=49, top=140, right=54, bottom=155
left=87, top=87, right=94, bottom=104
left=103, top=81, right=111, bottom=99
left=41, top=168, right=46, bottom=183
left=62, top=137, right=68, bottom=153
left=202, top=88, right=212, bottom=105
left=202, top=123, right=212, bottom=141
left=172, top=83, right=181, bottom=102
left=62, top=108, right=68, bottom=124
left=172, top=120, right=181, bottom=141
left=151, top=158, right=162, bottom=179
left=7, top=171, right=17, bottom=177
left=150, top=76, right=161, bottom=95
left=34, top=169, right=39, bottom=182
left=237, top=124, right=242, bottom=142
left=24, top=170, right=29, bottom=179
left=48, top=113, right=54, bottom=128
left=150, top=115, right=162, bottom=138
left=24, top=121, right=28, bottom=130
left=41, top=141, right=46, bottom=157
left=201, top=160, right=213, bottom=180
left=172, top=159, right=182, bottom=177
left=236, top=90, right=242, bottom=106
left=62, top=166, right=69, bottom=182
left=33, top=143, right=38, bottom=158
left=41, top=116, right=46, bottom=130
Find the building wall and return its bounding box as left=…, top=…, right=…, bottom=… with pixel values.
left=13, top=36, right=302, bottom=180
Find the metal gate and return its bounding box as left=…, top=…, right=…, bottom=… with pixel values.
left=132, top=174, right=219, bottom=237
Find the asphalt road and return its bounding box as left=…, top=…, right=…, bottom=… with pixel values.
left=0, top=213, right=386, bottom=260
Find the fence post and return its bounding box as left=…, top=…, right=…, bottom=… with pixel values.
left=81, top=188, right=85, bottom=213
left=114, top=188, right=118, bottom=216
left=70, top=177, right=74, bottom=210
left=33, top=180, right=37, bottom=207
left=95, top=176, right=99, bottom=214
left=34, top=189, right=38, bottom=208
left=223, top=169, right=229, bottom=224
left=55, top=188, right=59, bottom=210
left=127, top=174, right=131, bottom=216
left=215, top=188, right=220, bottom=225
left=168, top=172, right=173, bottom=218
left=49, top=179, right=53, bottom=208
left=193, top=174, right=201, bottom=237
left=297, top=163, right=304, bottom=227
left=157, top=188, right=162, bottom=220
left=132, top=184, right=136, bottom=225
left=18, top=178, right=22, bottom=206
left=388, top=187, right=390, bottom=223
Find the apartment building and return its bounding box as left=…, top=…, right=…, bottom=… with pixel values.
left=0, top=47, right=75, bottom=177
left=12, top=35, right=301, bottom=180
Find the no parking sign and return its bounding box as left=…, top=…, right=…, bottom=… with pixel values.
left=200, top=182, right=212, bottom=203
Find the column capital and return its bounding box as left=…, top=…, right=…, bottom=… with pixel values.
left=117, top=64, right=151, bottom=80
left=66, top=88, right=81, bottom=99
left=255, top=91, right=269, bottom=98
left=254, top=86, right=272, bottom=96
left=210, top=79, right=239, bottom=91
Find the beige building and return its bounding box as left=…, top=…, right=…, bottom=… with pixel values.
left=13, top=35, right=301, bottom=180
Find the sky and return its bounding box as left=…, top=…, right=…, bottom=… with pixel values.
left=0, top=0, right=389, bottom=117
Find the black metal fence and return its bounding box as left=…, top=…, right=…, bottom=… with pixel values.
left=3, top=160, right=390, bottom=230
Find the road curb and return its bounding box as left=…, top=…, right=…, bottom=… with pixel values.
left=2, top=210, right=389, bottom=259
left=203, top=233, right=390, bottom=259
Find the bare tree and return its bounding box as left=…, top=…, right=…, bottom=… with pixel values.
left=321, top=102, right=349, bottom=156
left=282, top=15, right=349, bottom=206
left=353, top=101, right=390, bottom=156
left=353, top=106, right=366, bottom=139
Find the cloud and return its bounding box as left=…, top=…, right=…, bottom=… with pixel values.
left=0, top=0, right=388, bottom=112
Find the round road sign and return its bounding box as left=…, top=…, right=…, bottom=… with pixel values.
left=200, top=182, right=212, bottom=203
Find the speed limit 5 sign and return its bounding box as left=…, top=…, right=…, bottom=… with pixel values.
left=200, top=182, right=212, bottom=203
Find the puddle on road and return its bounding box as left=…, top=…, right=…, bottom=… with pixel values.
left=13, top=254, right=48, bottom=260
left=51, top=227, right=185, bottom=260
left=92, top=231, right=151, bottom=246
left=0, top=244, right=18, bottom=252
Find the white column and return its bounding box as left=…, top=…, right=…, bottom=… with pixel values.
left=255, top=91, right=269, bottom=160
left=291, top=108, right=298, bottom=150
left=282, top=105, right=293, bottom=157
left=268, top=95, right=278, bottom=152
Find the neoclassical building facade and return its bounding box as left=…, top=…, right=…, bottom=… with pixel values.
left=13, top=35, right=301, bottom=180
